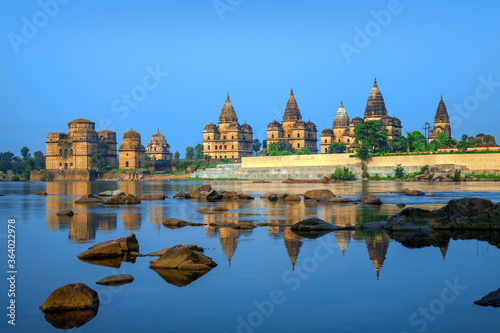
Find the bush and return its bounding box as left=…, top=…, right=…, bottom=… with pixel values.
left=428, top=174, right=433, bottom=181
left=40, top=170, right=54, bottom=182
left=11, top=175, right=20, bottom=181
left=362, top=171, right=370, bottom=179
left=394, top=166, right=405, bottom=179
left=330, top=167, right=355, bottom=180
left=420, top=165, right=429, bottom=173
left=369, top=174, right=383, bottom=181
left=452, top=174, right=461, bottom=182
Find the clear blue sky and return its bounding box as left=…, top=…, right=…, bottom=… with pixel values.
left=1, top=0, right=499, bottom=157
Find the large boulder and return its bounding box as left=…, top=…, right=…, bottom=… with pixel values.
left=189, top=185, right=212, bottom=199
left=97, top=190, right=125, bottom=197
left=174, top=191, right=188, bottom=199
left=78, top=234, right=139, bottom=259
left=303, top=189, right=335, bottom=200
left=103, top=194, right=141, bottom=205
left=149, top=245, right=217, bottom=270
left=75, top=194, right=104, bottom=204
left=364, top=196, right=383, bottom=205
left=329, top=197, right=353, bottom=204
left=441, top=198, right=494, bottom=217
left=474, top=288, right=500, bottom=308
left=37, top=191, right=48, bottom=195
left=145, top=245, right=204, bottom=256
left=151, top=268, right=210, bottom=287
left=237, top=193, right=255, bottom=200
left=40, top=283, right=99, bottom=313
left=136, top=194, right=165, bottom=200
left=405, top=190, right=425, bottom=196
left=356, top=195, right=380, bottom=203
left=385, top=207, right=437, bottom=231
left=96, top=274, right=134, bottom=286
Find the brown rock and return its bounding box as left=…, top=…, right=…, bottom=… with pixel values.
left=426, top=192, right=436, bottom=196
left=268, top=195, right=279, bottom=201
left=136, top=194, right=165, bottom=200
left=212, top=206, right=229, bottom=212
left=206, top=190, right=223, bottom=201
left=303, top=189, right=335, bottom=200
left=56, top=209, right=74, bottom=216
left=364, top=197, right=383, bottom=205
left=405, top=190, right=425, bottom=196
left=162, top=218, right=195, bottom=228
left=277, top=193, right=289, bottom=200
left=232, top=222, right=257, bottom=229
left=197, top=185, right=213, bottom=192
left=96, top=274, right=134, bottom=286
left=329, top=197, right=353, bottom=203
left=174, top=191, right=188, bottom=199
left=285, top=195, right=301, bottom=202
left=78, top=241, right=123, bottom=259
left=37, top=191, right=48, bottom=195
left=260, top=193, right=275, bottom=199
left=40, top=283, right=99, bottom=313
left=149, top=245, right=217, bottom=270
left=237, top=193, right=254, bottom=200
left=75, top=194, right=104, bottom=204
left=357, top=195, right=379, bottom=202
left=474, top=288, right=500, bottom=308
left=103, top=194, right=141, bottom=205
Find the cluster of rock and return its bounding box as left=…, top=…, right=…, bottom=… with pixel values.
left=74, top=190, right=167, bottom=206
left=282, top=176, right=341, bottom=184
left=392, top=188, right=435, bottom=196
left=406, top=166, right=482, bottom=182
left=260, top=189, right=383, bottom=205
left=174, top=185, right=254, bottom=201
left=41, top=234, right=216, bottom=328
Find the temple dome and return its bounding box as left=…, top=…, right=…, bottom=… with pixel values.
left=267, top=120, right=282, bottom=129
left=351, top=115, right=364, bottom=124
left=283, top=89, right=302, bottom=122
left=219, top=93, right=239, bottom=123
left=241, top=122, right=253, bottom=132
left=123, top=129, right=141, bottom=139
left=434, top=95, right=450, bottom=122
left=204, top=121, right=218, bottom=131
left=151, top=129, right=166, bottom=142
left=333, top=101, right=350, bottom=127
left=321, top=127, right=334, bottom=136
left=364, top=78, right=389, bottom=118
left=68, top=118, right=94, bottom=125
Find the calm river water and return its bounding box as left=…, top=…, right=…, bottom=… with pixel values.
left=1, top=180, right=500, bottom=333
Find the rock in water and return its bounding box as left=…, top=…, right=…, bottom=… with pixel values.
left=405, top=190, right=425, bottom=196
left=78, top=234, right=139, bottom=259
left=237, top=193, right=255, bottom=200
left=103, top=194, right=141, bottom=205
left=205, top=190, right=223, bottom=201
left=136, top=194, right=165, bottom=200
left=150, top=245, right=217, bottom=270
left=474, top=288, right=500, bottom=308
left=40, top=283, right=99, bottom=313
left=303, top=189, right=335, bottom=200
left=37, top=191, right=48, bottom=195
left=96, top=274, right=134, bottom=286
left=285, top=195, right=301, bottom=202
left=56, top=209, right=74, bottom=216
left=291, top=218, right=338, bottom=232
left=444, top=197, right=494, bottom=217
left=364, top=197, right=383, bottom=205
left=97, top=190, right=125, bottom=196
left=329, top=197, right=353, bottom=203
left=75, top=194, right=104, bottom=204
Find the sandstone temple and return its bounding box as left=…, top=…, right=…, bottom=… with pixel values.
left=266, top=89, right=318, bottom=153
left=203, top=94, right=254, bottom=160
left=46, top=118, right=117, bottom=171
left=146, top=129, right=173, bottom=162
left=428, top=95, right=451, bottom=142
left=119, top=129, right=146, bottom=169
left=320, top=78, right=403, bottom=153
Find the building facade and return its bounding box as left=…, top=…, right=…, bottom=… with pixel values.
left=203, top=94, right=254, bottom=160
left=46, top=118, right=117, bottom=171
left=266, top=89, right=318, bottom=153
left=428, top=95, right=451, bottom=142
left=146, top=129, right=173, bottom=161
left=119, top=130, right=146, bottom=169
left=320, top=78, right=402, bottom=153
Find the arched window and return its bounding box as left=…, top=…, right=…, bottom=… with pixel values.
left=224, top=136, right=226, bottom=140
left=138, top=161, right=141, bottom=167
left=243, top=136, right=245, bottom=140
left=64, top=163, right=68, bottom=170
left=347, top=139, right=350, bottom=143
left=231, top=145, right=234, bottom=149
left=215, top=146, right=218, bottom=150
left=298, top=133, right=300, bottom=138
left=208, top=145, right=211, bottom=150
left=224, top=155, right=227, bottom=159
left=59, top=149, right=62, bottom=156
left=59, top=163, right=62, bottom=168
left=70, top=163, right=73, bottom=169
left=338, top=139, right=341, bottom=142
left=232, top=136, right=234, bottom=139
left=224, top=145, right=227, bottom=149
left=308, top=133, right=311, bottom=138
left=288, top=134, right=291, bottom=138
left=219, top=145, right=222, bottom=150
left=272, top=134, right=274, bottom=138
left=154, top=147, right=156, bottom=151
left=325, top=148, right=328, bottom=152
left=208, top=136, right=210, bottom=140
left=324, top=139, right=327, bottom=143
left=64, top=149, right=68, bottom=155
left=70, top=149, right=73, bottom=156
left=298, top=143, right=300, bottom=148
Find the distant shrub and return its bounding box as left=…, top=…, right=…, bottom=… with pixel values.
left=11, top=175, right=20, bottom=181
left=394, top=166, right=405, bottom=179
left=331, top=167, right=355, bottom=180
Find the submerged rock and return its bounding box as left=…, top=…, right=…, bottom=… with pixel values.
left=329, top=197, right=354, bottom=204
left=96, top=274, right=134, bottom=286
left=232, top=222, right=257, bottom=230
left=151, top=268, right=211, bottom=287
left=149, top=245, right=217, bottom=270
left=136, top=194, right=166, bottom=200
left=396, top=203, right=406, bottom=208
left=364, top=196, right=383, bottom=205
left=237, top=193, right=255, bottom=200
left=385, top=207, right=437, bottom=232
left=303, top=189, right=335, bottom=200
left=285, top=195, right=301, bottom=202
left=174, top=191, right=188, bottom=199
left=56, top=209, right=74, bottom=216
left=206, top=190, right=223, bottom=201
left=37, top=191, right=48, bottom=195
left=405, top=190, right=425, bottom=196
left=145, top=245, right=204, bottom=256
left=40, top=283, right=99, bottom=313
left=75, top=194, right=104, bottom=204
left=474, top=288, right=500, bottom=308
left=291, top=218, right=338, bottom=232
left=162, top=218, right=204, bottom=229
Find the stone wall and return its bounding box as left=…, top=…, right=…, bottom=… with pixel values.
left=30, top=170, right=92, bottom=182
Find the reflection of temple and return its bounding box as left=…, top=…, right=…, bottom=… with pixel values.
left=120, top=210, right=142, bottom=232
left=365, top=233, right=390, bottom=281
left=335, top=230, right=352, bottom=256
left=440, top=244, right=449, bottom=262
left=220, top=227, right=239, bottom=266
left=45, top=183, right=117, bottom=243
left=284, top=228, right=302, bottom=270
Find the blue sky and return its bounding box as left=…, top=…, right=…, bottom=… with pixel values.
left=1, top=0, right=499, bottom=157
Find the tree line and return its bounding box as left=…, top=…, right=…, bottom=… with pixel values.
left=0, top=147, right=45, bottom=180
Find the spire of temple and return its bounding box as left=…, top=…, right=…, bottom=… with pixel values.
left=364, top=77, right=388, bottom=119
left=333, top=101, right=350, bottom=128
left=219, top=93, right=239, bottom=123
left=220, top=228, right=239, bottom=267
left=435, top=94, right=450, bottom=122
left=283, top=88, right=302, bottom=122
left=366, top=233, right=390, bottom=281
left=284, top=228, right=303, bottom=270
left=440, top=243, right=449, bottom=263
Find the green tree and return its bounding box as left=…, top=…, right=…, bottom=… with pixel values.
left=22, top=157, right=35, bottom=180
left=173, top=151, right=180, bottom=160
left=394, top=165, right=405, bottom=179
left=388, top=136, right=408, bottom=153
left=296, top=147, right=311, bottom=155
left=407, top=131, right=427, bottom=152
left=263, top=141, right=295, bottom=156
left=194, top=144, right=204, bottom=159
left=20, top=147, right=30, bottom=160
left=33, top=151, right=45, bottom=170
left=457, top=134, right=473, bottom=151
left=353, top=121, right=388, bottom=150
left=90, top=147, right=108, bottom=172
left=262, top=139, right=267, bottom=150
left=482, top=134, right=496, bottom=146
left=355, top=144, right=371, bottom=163
left=185, top=146, right=195, bottom=159
left=253, top=139, right=262, bottom=155
left=429, top=132, right=456, bottom=151
left=327, top=142, right=346, bottom=154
